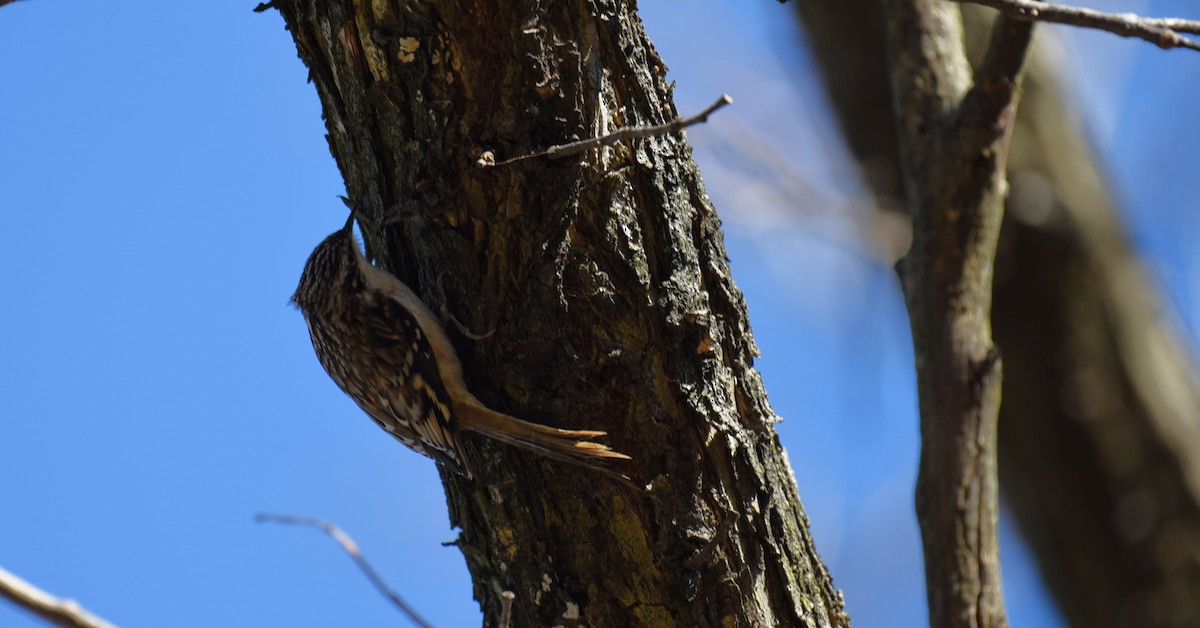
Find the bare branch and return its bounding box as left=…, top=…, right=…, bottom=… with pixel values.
left=0, top=566, right=116, bottom=628
left=255, top=514, right=434, bottom=628
left=953, top=0, right=1200, bottom=51
left=884, top=0, right=1027, bottom=623
left=484, top=94, right=733, bottom=167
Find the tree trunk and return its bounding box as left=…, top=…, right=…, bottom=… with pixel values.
left=266, top=1, right=847, bottom=626
left=795, top=3, right=1200, bottom=626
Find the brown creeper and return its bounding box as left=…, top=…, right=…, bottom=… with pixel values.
left=291, top=212, right=630, bottom=478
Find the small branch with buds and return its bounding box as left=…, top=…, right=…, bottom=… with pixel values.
left=480, top=94, right=733, bottom=167
left=255, top=514, right=434, bottom=628
left=954, top=0, right=1200, bottom=51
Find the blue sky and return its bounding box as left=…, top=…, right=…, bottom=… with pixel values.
left=2, top=1, right=1196, bottom=626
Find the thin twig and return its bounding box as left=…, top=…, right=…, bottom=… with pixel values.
left=255, top=514, right=434, bottom=628
left=487, top=94, right=733, bottom=166
left=499, top=591, right=515, bottom=628
left=954, top=0, right=1200, bottom=51
left=0, top=566, right=117, bottom=628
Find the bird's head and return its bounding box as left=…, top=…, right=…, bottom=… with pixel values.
left=290, top=211, right=359, bottom=311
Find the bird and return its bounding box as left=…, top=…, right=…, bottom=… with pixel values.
left=290, top=209, right=630, bottom=479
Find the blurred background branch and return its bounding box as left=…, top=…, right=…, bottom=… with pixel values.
left=879, top=1, right=1030, bottom=624
left=795, top=3, right=1200, bottom=626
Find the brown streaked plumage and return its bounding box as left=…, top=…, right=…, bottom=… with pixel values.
left=291, top=211, right=630, bottom=478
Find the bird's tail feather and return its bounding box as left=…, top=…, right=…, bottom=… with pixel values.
left=457, top=402, right=632, bottom=481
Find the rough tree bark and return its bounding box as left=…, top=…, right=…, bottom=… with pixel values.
left=264, top=1, right=847, bottom=626
left=796, top=3, right=1200, bottom=627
